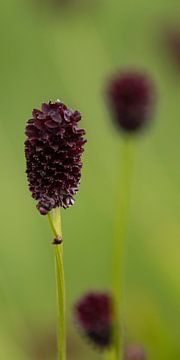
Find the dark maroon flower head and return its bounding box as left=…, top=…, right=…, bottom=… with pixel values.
left=75, top=292, right=113, bottom=349
left=124, top=344, right=147, bottom=360
left=107, top=70, right=155, bottom=133
left=25, top=100, right=86, bottom=215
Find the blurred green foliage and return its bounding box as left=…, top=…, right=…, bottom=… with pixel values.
left=0, top=0, right=179, bottom=359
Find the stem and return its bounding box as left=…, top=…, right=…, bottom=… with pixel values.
left=48, top=208, right=66, bottom=360
left=104, top=348, right=117, bottom=360
left=55, top=244, right=66, bottom=360
left=112, top=137, right=136, bottom=360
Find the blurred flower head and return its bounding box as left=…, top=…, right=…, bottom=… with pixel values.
left=74, top=291, right=113, bottom=349
left=124, top=344, right=147, bottom=360
left=106, top=70, right=155, bottom=133
left=25, top=100, right=86, bottom=215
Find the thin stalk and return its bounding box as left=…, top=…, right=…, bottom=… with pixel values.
left=48, top=208, right=66, bottom=360
left=104, top=348, right=117, bottom=360
left=112, top=137, right=136, bottom=360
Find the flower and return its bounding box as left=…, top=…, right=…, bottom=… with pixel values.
left=75, top=292, right=113, bottom=349
left=106, top=70, right=155, bottom=133
left=25, top=100, right=86, bottom=215
left=124, top=344, right=147, bottom=360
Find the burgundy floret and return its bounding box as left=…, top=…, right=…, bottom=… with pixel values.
left=107, top=70, right=155, bottom=133
left=25, top=100, right=86, bottom=214
left=75, top=292, right=113, bottom=349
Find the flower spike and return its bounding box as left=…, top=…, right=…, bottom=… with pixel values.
left=25, top=100, right=86, bottom=214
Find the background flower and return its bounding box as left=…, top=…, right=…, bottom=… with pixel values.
left=106, top=70, right=155, bottom=133
left=75, top=292, right=113, bottom=349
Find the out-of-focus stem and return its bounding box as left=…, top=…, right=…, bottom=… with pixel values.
left=112, top=137, right=135, bottom=360
left=104, top=348, right=117, bottom=360
left=48, top=208, right=66, bottom=360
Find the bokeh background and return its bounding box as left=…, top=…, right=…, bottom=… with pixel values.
left=0, top=0, right=180, bottom=359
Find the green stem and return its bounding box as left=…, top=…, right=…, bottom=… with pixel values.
left=48, top=208, right=66, bottom=360
left=112, top=137, right=136, bottom=360
left=104, top=348, right=117, bottom=360
left=55, top=244, right=66, bottom=360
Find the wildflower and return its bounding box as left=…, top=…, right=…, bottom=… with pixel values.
left=75, top=292, right=113, bottom=349
left=25, top=100, right=86, bottom=215
left=106, top=70, right=155, bottom=133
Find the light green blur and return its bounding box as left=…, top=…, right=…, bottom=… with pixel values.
left=0, top=0, right=179, bottom=359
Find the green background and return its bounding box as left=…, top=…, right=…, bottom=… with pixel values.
left=0, top=0, right=179, bottom=358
